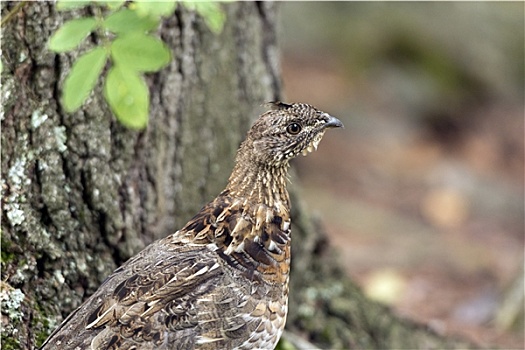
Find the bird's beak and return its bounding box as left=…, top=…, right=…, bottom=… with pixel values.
left=325, top=115, right=344, bottom=129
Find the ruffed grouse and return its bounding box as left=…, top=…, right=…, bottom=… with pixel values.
left=40, top=102, right=343, bottom=350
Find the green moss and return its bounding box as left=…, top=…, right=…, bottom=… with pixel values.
left=0, top=336, right=20, bottom=350
left=1, top=236, right=15, bottom=264
left=30, top=297, right=55, bottom=347
left=275, top=338, right=297, bottom=350
left=35, top=329, right=50, bottom=348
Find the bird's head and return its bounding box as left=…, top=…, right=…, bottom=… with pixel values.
left=244, top=102, right=344, bottom=167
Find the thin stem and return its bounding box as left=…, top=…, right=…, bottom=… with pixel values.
left=1, top=1, right=28, bottom=28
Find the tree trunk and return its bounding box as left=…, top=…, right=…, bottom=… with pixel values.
left=1, top=2, right=477, bottom=350
left=1, top=2, right=279, bottom=348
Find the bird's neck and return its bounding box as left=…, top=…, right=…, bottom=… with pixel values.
left=224, top=151, right=290, bottom=209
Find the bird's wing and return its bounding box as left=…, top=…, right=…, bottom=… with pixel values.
left=40, top=240, right=226, bottom=349
left=39, top=196, right=274, bottom=349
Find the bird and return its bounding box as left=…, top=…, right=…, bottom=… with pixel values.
left=40, top=102, right=343, bottom=350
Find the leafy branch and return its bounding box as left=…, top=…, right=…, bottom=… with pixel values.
left=48, top=1, right=226, bottom=129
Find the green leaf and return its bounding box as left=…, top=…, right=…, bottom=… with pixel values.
left=48, top=17, right=97, bottom=52
left=110, top=32, right=171, bottom=72
left=102, top=0, right=126, bottom=10
left=62, top=47, right=108, bottom=112
left=103, top=8, right=159, bottom=34
left=133, top=1, right=177, bottom=17
left=104, top=66, right=149, bottom=129
left=56, top=0, right=91, bottom=11
left=184, top=1, right=225, bottom=34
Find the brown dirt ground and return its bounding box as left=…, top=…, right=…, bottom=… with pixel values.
left=283, top=56, right=525, bottom=349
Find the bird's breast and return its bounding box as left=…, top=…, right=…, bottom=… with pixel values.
left=214, top=199, right=291, bottom=284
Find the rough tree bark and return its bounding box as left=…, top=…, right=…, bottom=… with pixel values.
left=1, top=2, right=476, bottom=350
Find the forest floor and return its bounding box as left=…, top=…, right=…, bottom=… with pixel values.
left=283, top=56, right=524, bottom=349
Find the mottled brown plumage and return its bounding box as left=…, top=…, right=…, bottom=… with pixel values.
left=40, top=102, right=343, bottom=350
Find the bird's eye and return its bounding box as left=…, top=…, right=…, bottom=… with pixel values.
left=286, top=122, right=302, bottom=135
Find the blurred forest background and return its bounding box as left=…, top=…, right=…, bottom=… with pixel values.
left=279, top=2, right=524, bottom=349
